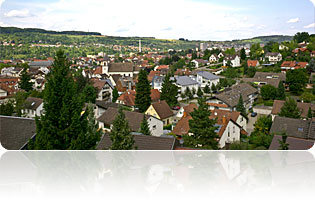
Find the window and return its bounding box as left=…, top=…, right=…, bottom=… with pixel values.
left=228, top=127, right=230, bottom=137
left=233, top=126, right=235, bottom=134
left=153, top=125, right=156, bottom=130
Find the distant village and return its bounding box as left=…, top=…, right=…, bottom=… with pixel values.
left=1, top=32, right=315, bottom=150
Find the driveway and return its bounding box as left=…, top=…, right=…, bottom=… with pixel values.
left=246, top=113, right=259, bottom=136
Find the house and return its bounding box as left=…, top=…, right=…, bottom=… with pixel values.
left=175, top=76, right=199, bottom=94
left=145, top=100, right=174, bottom=126
left=268, top=116, right=315, bottom=150
left=0, top=84, right=16, bottom=103
left=155, top=65, right=169, bottom=71
left=207, top=83, right=258, bottom=111
left=191, top=59, right=209, bottom=68
left=174, top=68, right=192, bottom=77
left=115, top=76, right=136, bottom=93
left=218, top=52, right=225, bottom=58
left=209, top=54, right=219, bottom=63
left=196, top=71, right=220, bottom=88
left=97, top=107, right=164, bottom=137
left=102, top=62, right=140, bottom=77
left=0, top=116, right=36, bottom=150
left=271, top=100, right=315, bottom=120
left=223, top=55, right=241, bottom=67
left=152, top=76, right=165, bottom=91
left=173, top=109, right=248, bottom=149
left=148, top=70, right=161, bottom=82
left=117, top=90, right=136, bottom=107
left=311, top=51, right=315, bottom=58
left=175, top=103, right=197, bottom=120
left=93, top=79, right=114, bottom=102
left=281, top=61, right=308, bottom=72
left=22, top=97, right=44, bottom=118
left=96, top=133, right=176, bottom=150
left=247, top=60, right=259, bottom=67
left=95, top=100, right=119, bottom=118
left=265, top=52, right=282, bottom=64
left=28, top=60, right=53, bottom=69
left=1, top=67, right=23, bottom=77
left=0, top=76, right=19, bottom=90
left=150, top=89, right=161, bottom=102
left=242, top=72, right=286, bottom=88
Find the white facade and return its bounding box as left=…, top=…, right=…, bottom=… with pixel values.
left=209, top=54, right=218, bottom=63
left=147, top=116, right=164, bottom=137
left=0, top=88, right=7, bottom=98
left=22, top=103, right=44, bottom=118
left=218, top=121, right=241, bottom=149
left=196, top=73, right=219, bottom=88
left=223, top=55, right=241, bottom=67
left=267, top=53, right=282, bottom=64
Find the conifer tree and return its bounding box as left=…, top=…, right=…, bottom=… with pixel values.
left=110, top=106, right=135, bottom=150
left=278, top=132, right=289, bottom=150
left=279, top=97, right=301, bottom=119
left=31, top=50, right=100, bottom=150
left=197, top=87, right=203, bottom=98
left=211, top=83, right=216, bottom=93
left=184, top=98, right=219, bottom=149
left=135, top=69, right=151, bottom=112
left=160, top=74, right=179, bottom=107
left=240, top=48, right=246, bottom=60
left=19, top=67, right=33, bottom=92
left=139, top=115, right=151, bottom=136
left=276, top=81, right=286, bottom=100
left=236, top=95, right=246, bottom=117
left=204, top=84, right=210, bottom=94
left=185, top=87, right=193, bottom=99
left=112, top=88, right=119, bottom=103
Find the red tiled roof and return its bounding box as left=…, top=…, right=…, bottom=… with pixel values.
left=156, top=65, right=169, bottom=70
left=150, top=89, right=161, bottom=102
left=247, top=60, right=259, bottom=67
left=117, top=90, right=136, bottom=106
left=207, top=103, right=229, bottom=108
left=93, top=66, right=103, bottom=75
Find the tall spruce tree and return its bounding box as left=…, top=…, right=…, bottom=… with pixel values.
left=240, top=48, right=246, bottom=60
left=184, top=98, right=219, bottom=149
left=19, top=67, right=33, bottom=92
left=110, top=106, right=135, bottom=150
left=279, top=97, right=301, bottom=119
left=139, top=115, right=151, bottom=136
left=197, top=87, right=203, bottom=98
left=135, top=69, right=151, bottom=112
left=278, top=132, right=289, bottom=150
left=31, top=50, right=100, bottom=150
left=236, top=95, right=246, bottom=117
left=112, top=88, right=119, bottom=103
left=276, top=81, right=286, bottom=100
left=204, top=84, right=210, bottom=94
left=160, top=74, right=179, bottom=107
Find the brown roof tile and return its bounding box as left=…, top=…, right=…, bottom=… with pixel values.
left=151, top=100, right=174, bottom=120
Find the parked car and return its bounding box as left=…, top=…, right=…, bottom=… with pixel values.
left=251, top=112, right=257, bottom=117
left=172, top=106, right=180, bottom=110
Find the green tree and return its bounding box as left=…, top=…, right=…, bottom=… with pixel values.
left=240, top=48, right=246, bottom=60
left=306, top=59, right=315, bottom=74
left=0, top=100, right=14, bottom=116
left=211, top=83, right=217, bottom=93
left=300, top=92, right=315, bottom=103
left=160, top=74, right=179, bottom=107
left=261, top=84, right=277, bottom=100
left=293, top=32, right=310, bottom=43
left=110, top=106, right=135, bottom=150
left=112, top=88, right=119, bottom=103
left=31, top=50, right=100, bottom=150
left=19, top=67, right=33, bottom=92
left=197, top=87, right=203, bottom=98
left=236, top=95, right=246, bottom=116
left=276, top=81, right=286, bottom=100
left=139, top=115, right=151, bottom=136
left=204, top=84, right=211, bottom=94
left=279, top=97, right=301, bottom=119
left=286, top=69, right=308, bottom=95
left=185, top=87, right=193, bottom=99
left=83, top=84, right=97, bottom=103
left=183, top=98, right=219, bottom=149
left=249, top=116, right=273, bottom=149
left=243, top=62, right=248, bottom=75
left=278, top=132, right=289, bottom=150
left=14, top=91, right=29, bottom=117
left=135, top=69, right=151, bottom=112
left=75, top=72, right=90, bottom=93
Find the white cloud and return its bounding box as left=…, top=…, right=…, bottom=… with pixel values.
left=4, top=9, right=32, bottom=18
left=0, top=0, right=5, bottom=8
left=304, top=23, right=315, bottom=28
left=287, top=18, right=299, bottom=23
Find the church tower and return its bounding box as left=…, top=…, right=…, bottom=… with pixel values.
left=139, top=39, right=142, bottom=53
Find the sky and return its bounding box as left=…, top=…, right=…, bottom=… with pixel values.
left=0, top=0, right=314, bottom=41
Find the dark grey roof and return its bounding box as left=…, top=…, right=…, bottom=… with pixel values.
left=0, top=116, right=36, bottom=150
left=96, top=133, right=176, bottom=150
left=270, top=116, right=315, bottom=140
left=265, top=52, right=281, bottom=57
left=269, top=135, right=314, bottom=150
left=176, top=76, right=198, bottom=86
left=29, top=60, right=53, bottom=68
left=216, top=83, right=258, bottom=107
left=95, top=101, right=119, bottom=109
left=152, top=75, right=165, bottom=83
left=108, top=63, right=134, bottom=72
left=197, top=71, right=219, bottom=80
left=24, top=97, right=43, bottom=110
left=224, top=55, right=239, bottom=61
left=97, top=107, right=151, bottom=132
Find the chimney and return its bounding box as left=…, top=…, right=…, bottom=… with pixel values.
left=222, top=115, right=227, bottom=124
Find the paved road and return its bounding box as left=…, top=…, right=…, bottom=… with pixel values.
left=246, top=113, right=259, bottom=136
